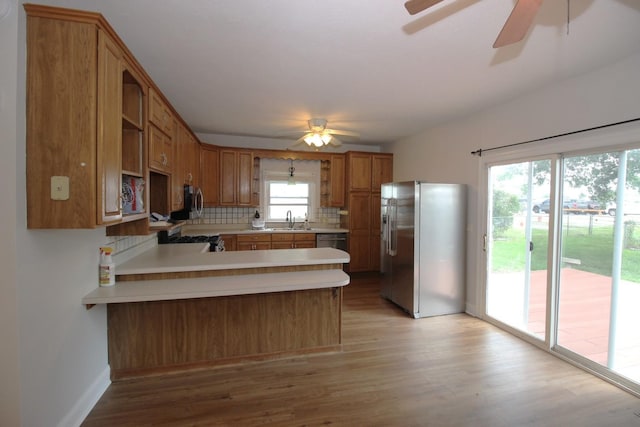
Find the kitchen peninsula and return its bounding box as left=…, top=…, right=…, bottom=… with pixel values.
left=82, top=246, right=350, bottom=380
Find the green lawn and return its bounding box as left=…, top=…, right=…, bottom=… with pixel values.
left=491, top=222, right=640, bottom=282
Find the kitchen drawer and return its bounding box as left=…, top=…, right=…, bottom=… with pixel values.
left=294, top=241, right=315, bottom=248
left=237, top=233, right=271, bottom=243
left=271, top=241, right=295, bottom=249
left=271, top=240, right=315, bottom=249
left=237, top=242, right=271, bottom=251
left=271, top=233, right=294, bottom=242
left=294, top=233, right=315, bottom=241
left=271, top=233, right=316, bottom=241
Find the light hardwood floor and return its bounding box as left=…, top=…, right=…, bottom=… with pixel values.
left=82, top=273, right=640, bottom=426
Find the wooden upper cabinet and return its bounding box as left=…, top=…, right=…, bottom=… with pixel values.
left=26, top=4, right=208, bottom=234
left=219, top=149, right=255, bottom=206
left=347, top=152, right=373, bottom=192
left=97, top=30, right=123, bottom=224
left=185, top=131, right=200, bottom=189
left=171, top=124, right=201, bottom=212
left=372, top=154, right=393, bottom=192
left=170, top=124, right=186, bottom=212
left=148, top=88, right=174, bottom=174
left=200, top=144, right=219, bottom=207
left=346, top=152, right=393, bottom=194
left=121, top=66, right=146, bottom=178
left=237, top=151, right=253, bottom=206
left=149, top=88, right=175, bottom=137
left=219, top=150, right=236, bottom=205
left=25, top=10, right=126, bottom=228
left=329, top=155, right=346, bottom=207
left=149, top=124, right=172, bottom=173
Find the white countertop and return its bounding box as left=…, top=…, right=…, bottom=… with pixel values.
left=181, top=225, right=349, bottom=236
left=82, top=244, right=350, bottom=306
left=82, top=269, right=350, bottom=305
left=117, top=245, right=350, bottom=275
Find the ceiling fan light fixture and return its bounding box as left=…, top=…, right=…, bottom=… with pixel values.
left=304, top=133, right=325, bottom=147
left=288, top=118, right=351, bottom=150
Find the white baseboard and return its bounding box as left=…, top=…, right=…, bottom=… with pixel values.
left=465, top=302, right=478, bottom=317
left=57, top=366, right=110, bottom=427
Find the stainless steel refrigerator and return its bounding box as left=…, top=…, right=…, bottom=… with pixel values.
left=381, top=181, right=466, bottom=318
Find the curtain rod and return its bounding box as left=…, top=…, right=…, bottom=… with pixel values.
left=470, top=117, right=640, bottom=157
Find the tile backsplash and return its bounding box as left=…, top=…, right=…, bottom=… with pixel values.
left=105, top=234, right=156, bottom=264
left=186, top=207, right=341, bottom=226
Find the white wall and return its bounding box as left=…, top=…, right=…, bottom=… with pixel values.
left=1, top=0, right=21, bottom=425
left=389, top=51, right=640, bottom=315
left=2, top=2, right=112, bottom=426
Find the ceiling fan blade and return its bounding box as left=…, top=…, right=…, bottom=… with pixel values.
left=288, top=135, right=307, bottom=147
left=493, top=0, right=543, bottom=48
left=326, top=128, right=359, bottom=138
left=328, top=136, right=343, bottom=147
left=275, top=129, right=309, bottom=138
left=404, top=0, right=445, bottom=16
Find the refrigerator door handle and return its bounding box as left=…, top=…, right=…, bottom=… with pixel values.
left=382, top=212, right=389, bottom=253
left=389, top=199, right=397, bottom=256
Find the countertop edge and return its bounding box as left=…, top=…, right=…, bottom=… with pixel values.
left=116, top=247, right=350, bottom=275
left=82, top=269, right=350, bottom=305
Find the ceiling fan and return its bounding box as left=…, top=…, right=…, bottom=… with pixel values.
left=287, top=118, right=360, bottom=149
left=404, top=0, right=543, bottom=48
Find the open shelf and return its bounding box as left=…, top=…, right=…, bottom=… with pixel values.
left=122, top=127, right=143, bottom=175
left=120, top=67, right=147, bottom=228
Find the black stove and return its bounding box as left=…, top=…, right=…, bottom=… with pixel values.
left=158, top=228, right=224, bottom=252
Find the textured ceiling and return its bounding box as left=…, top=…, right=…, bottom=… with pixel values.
left=29, top=0, right=640, bottom=145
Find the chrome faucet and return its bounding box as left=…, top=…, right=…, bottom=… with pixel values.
left=286, top=210, right=295, bottom=229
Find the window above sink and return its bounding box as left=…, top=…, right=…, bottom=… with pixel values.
left=260, top=158, right=320, bottom=222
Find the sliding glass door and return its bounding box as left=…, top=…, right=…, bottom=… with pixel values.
left=556, top=148, right=640, bottom=385
left=485, top=147, right=640, bottom=391
left=486, top=159, right=551, bottom=341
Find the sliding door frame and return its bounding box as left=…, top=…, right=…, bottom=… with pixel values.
left=481, top=154, right=560, bottom=350
left=477, top=121, right=640, bottom=396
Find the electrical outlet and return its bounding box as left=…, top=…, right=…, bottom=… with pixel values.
left=51, top=176, right=69, bottom=200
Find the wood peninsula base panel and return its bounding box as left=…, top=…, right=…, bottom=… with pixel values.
left=108, top=287, right=342, bottom=379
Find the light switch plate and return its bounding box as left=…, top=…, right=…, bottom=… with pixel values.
left=51, top=176, right=70, bottom=200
